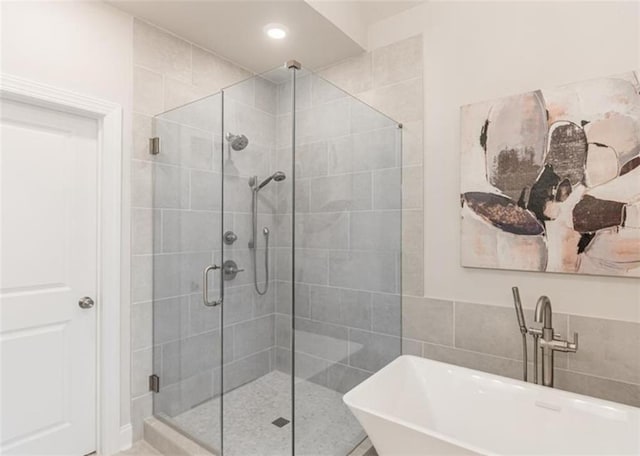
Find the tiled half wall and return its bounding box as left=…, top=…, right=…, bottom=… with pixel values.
left=402, top=297, right=640, bottom=407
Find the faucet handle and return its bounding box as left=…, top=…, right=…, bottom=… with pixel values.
left=568, top=332, right=578, bottom=351
left=551, top=331, right=578, bottom=352
left=528, top=322, right=543, bottom=336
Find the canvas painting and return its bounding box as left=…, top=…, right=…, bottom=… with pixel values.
left=460, top=71, right=640, bottom=277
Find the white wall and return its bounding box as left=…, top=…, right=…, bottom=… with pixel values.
left=1, top=0, right=135, bottom=432
left=369, top=1, right=640, bottom=322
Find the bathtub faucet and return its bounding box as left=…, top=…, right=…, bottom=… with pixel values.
left=532, top=296, right=579, bottom=387
left=511, top=288, right=579, bottom=387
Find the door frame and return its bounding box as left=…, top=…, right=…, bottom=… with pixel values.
left=0, top=73, right=125, bottom=455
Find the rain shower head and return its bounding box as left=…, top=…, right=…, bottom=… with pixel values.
left=226, top=132, right=249, bottom=151
left=255, top=171, right=286, bottom=191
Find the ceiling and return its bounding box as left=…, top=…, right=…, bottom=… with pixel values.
left=108, top=1, right=422, bottom=73
left=109, top=0, right=358, bottom=73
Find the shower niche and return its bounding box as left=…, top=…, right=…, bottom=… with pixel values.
left=150, top=64, right=402, bottom=455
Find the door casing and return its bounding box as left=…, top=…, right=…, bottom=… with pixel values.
left=0, top=73, right=127, bottom=454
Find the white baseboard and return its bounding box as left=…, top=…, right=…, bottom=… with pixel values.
left=119, top=423, right=133, bottom=452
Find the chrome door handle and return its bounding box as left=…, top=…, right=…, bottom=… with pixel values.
left=79, top=296, right=95, bottom=309
left=203, top=265, right=222, bottom=307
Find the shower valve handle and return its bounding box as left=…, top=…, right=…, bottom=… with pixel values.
left=223, top=260, right=244, bottom=281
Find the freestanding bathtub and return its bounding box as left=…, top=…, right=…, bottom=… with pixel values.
left=343, top=355, right=640, bottom=455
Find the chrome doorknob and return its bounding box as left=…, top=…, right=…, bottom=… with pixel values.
left=78, top=296, right=95, bottom=309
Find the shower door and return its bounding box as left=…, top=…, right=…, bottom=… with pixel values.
left=150, top=93, right=224, bottom=453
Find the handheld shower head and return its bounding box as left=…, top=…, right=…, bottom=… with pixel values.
left=225, top=132, right=249, bottom=151
left=512, top=287, right=527, bottom=335
left=272, top=171, right=286, bottom=182
left=255, top=171, right=286, bottom=191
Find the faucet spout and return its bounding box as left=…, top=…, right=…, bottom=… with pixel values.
left=534, top=296, right=552, bottom=329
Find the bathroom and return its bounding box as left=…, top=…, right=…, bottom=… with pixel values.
left=0, top=1, right=638, bottom=455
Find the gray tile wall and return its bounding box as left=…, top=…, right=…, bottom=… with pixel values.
left=130, top=19, right=270, bottom=441
left=219, top=75, right=281, bottom=406
left=270, top=69, right=405, bottom=393
left=403, top=297, right=640, bottom=407
left=286, top=36, right=421, bottom=392
left=148, top=78, right=281, bottom=420
left=319, top=35, right=425, bottom=299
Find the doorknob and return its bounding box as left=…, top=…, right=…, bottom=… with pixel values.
left=78, top=296, right=95, bottom=309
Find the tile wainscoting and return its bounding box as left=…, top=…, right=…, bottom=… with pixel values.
left=402, top=297, right=640, bottom=407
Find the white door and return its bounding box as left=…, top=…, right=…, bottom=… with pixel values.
left=0, top=97, right=98, bottom=455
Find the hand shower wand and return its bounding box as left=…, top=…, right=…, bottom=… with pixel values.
left=248, top=171, right=286, bottom=296
left=512, top=287, right=530, bottom=383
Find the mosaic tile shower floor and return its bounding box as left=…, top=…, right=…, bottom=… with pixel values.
left=167, top=371, right=365, bottom=456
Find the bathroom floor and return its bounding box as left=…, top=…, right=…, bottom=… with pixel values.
left=116, top=441, right=162, bottom=456
left=167, top=371, right=365, bottom=456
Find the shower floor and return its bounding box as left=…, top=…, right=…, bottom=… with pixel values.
left=168, top=371, right=365, bottom=456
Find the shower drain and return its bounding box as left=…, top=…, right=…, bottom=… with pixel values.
left=272, top=417, right=290, bottom=428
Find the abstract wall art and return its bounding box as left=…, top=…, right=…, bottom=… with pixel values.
left=460, top=72, right=640, bottom=277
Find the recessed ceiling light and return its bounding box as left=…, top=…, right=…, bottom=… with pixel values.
left=264, top=23, right=288, bottom=40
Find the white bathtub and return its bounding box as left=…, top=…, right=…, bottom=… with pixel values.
left=343, top=355, right=640, bottom=455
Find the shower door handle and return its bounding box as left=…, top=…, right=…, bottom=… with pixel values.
left=203, top=264, right=222, bottom=307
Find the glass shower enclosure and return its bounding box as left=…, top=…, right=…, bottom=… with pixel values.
left=150, top=63, right=402, bottom=455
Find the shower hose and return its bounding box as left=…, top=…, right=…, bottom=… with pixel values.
left=252, top=228, right=269, bottom=296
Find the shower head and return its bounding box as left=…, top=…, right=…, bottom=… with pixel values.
left=225, top=132, right=249, bottom=151
left=256, top=171, right=286, bottom=191
left=272, top=171, right=286, bottom=182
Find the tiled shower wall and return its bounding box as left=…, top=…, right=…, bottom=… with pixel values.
left=308, top=36, right=423, bottom=389
left=319, top=35, right=425, bottom=299
left=272, top=73, right=403, bottom=391
left=129, top=19, right=260, bottom=440
left=319, top=34, right=640, bottom=408
left=217, top=76, right=281, bottom=393
left=147, top=76, right=281, bottom=422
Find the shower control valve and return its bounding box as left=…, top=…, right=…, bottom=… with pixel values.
left=224, top=230, right=238, bottom=245
left=223, top=260, right=245, bottom=281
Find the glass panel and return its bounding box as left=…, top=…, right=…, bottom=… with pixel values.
left=293, top=71, right=403, bottom=455
left=151, top=92, right=223, bottom=453
left=220, top=66, right=293, bottom=455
